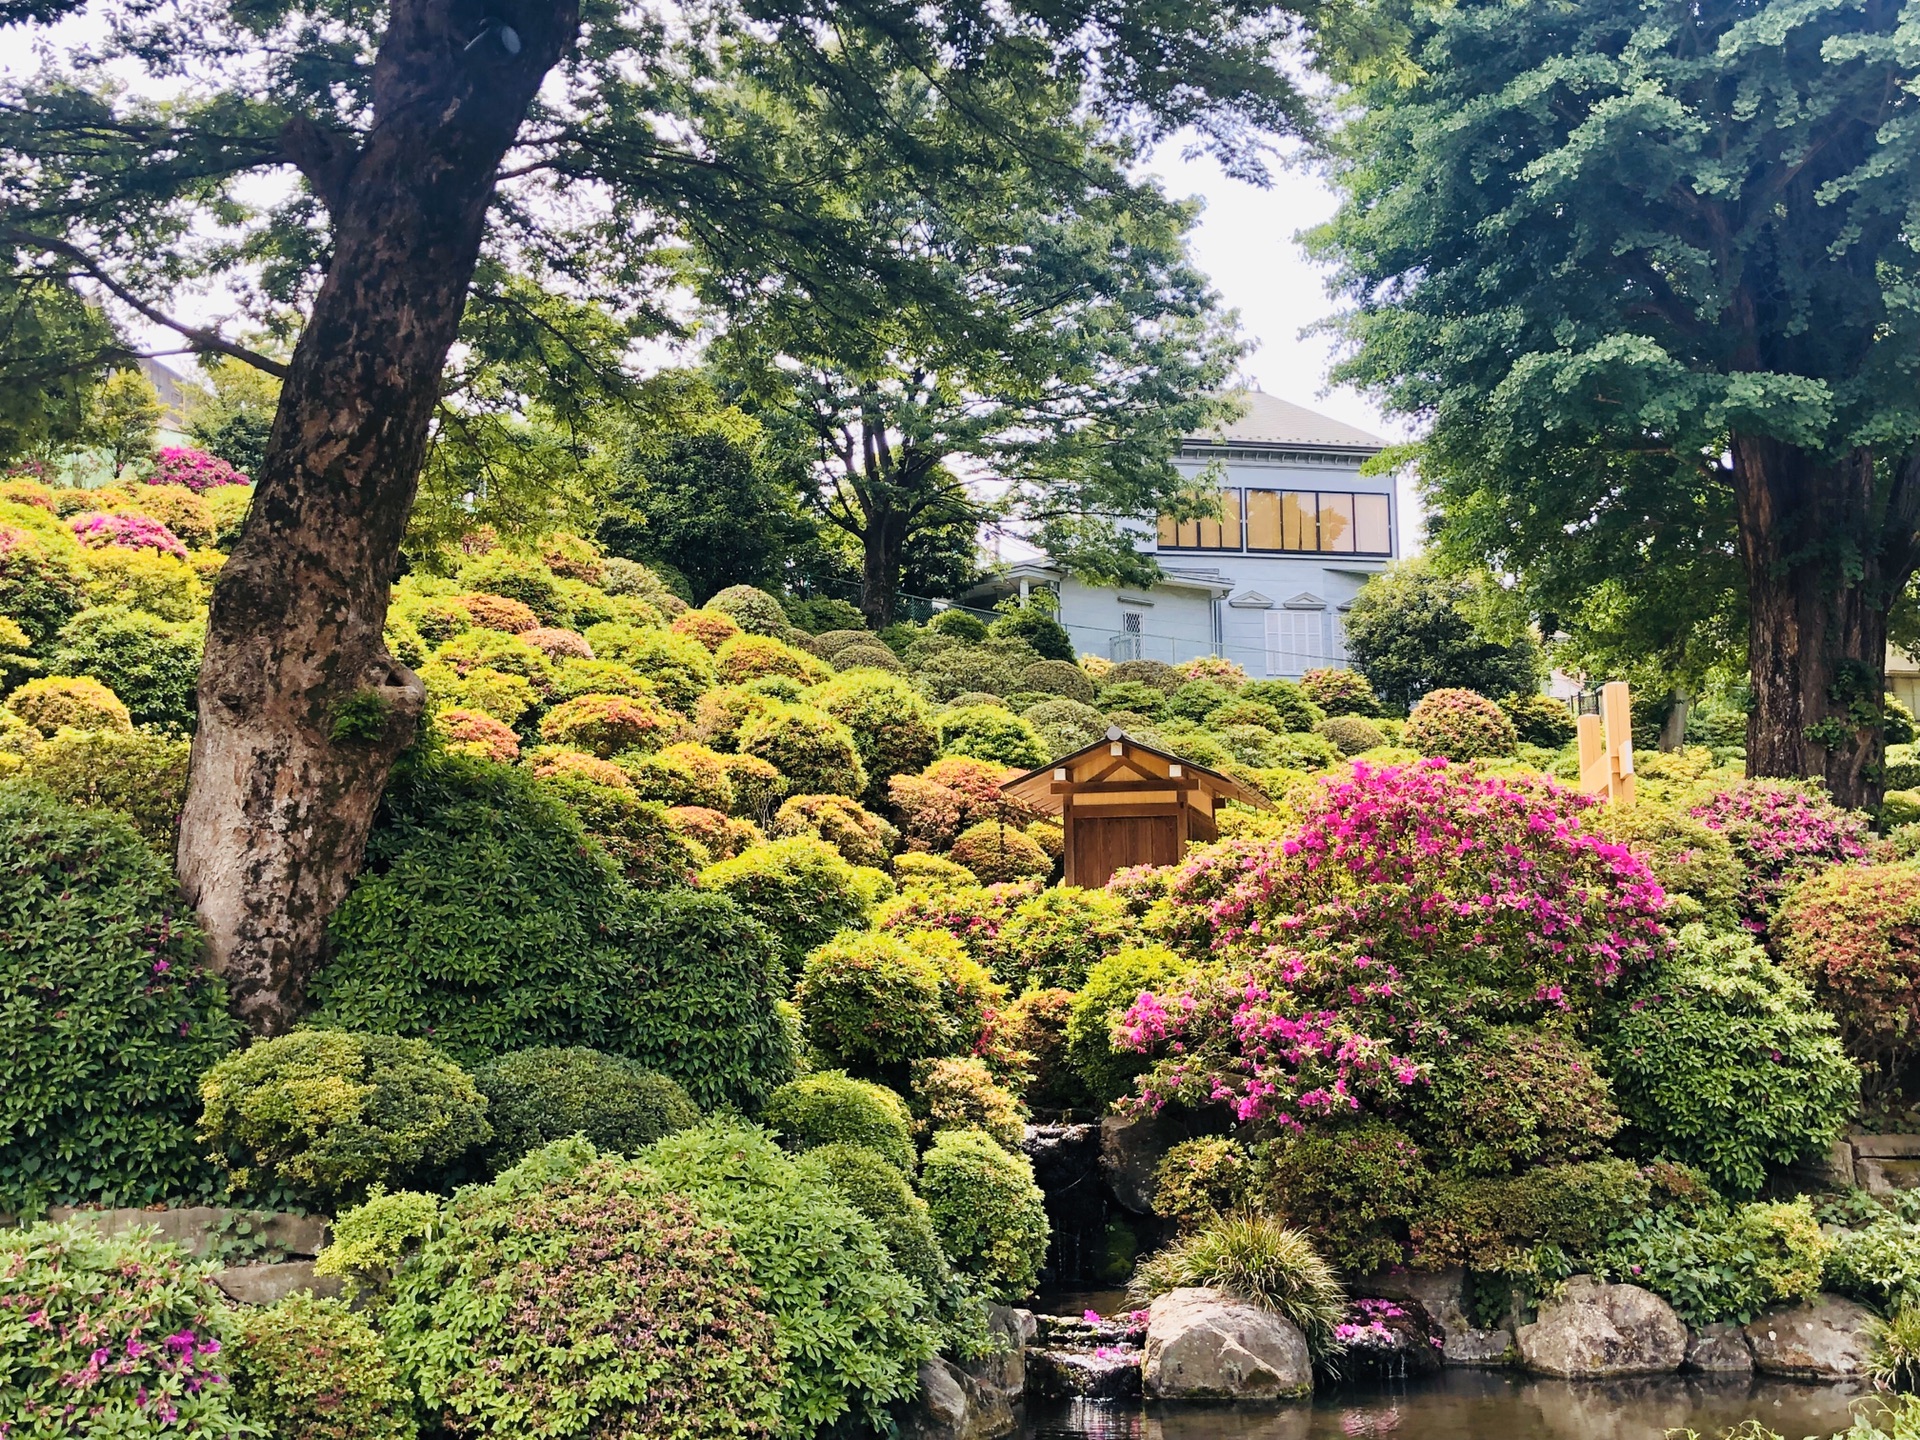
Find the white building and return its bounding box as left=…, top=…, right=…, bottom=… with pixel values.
left=969, top=390, right=1398, bottom=678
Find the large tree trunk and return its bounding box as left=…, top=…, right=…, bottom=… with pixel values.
left=176, top=0, right=577, bottom=1033
left=1732, top=434, right=1920, bottom=809
left=860, top=509, right=907, bottom=629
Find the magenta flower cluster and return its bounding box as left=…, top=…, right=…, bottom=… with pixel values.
left=1115, top=760, right=1670, bottom=1127
left=148, top=446, right=249, bottom=491
left=1689, top=779, right=1871, bottom=930
left=71, top=511, right=188, bottom=559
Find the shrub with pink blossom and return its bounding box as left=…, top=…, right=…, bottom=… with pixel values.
left=1118, top=760, right=1668, bottom=1128
left=1689, top=779, right=1872, bottom=932
left=71, top=510, right=188, bottom=559
left=1403, top=687, right=1517, bottom=760
left=149, top=445, right=250, bottom=491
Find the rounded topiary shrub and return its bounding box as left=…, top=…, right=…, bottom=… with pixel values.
left=50, top=604, right=201, bottom=733
left=671, top=607, right=744, bottom=651
left=1411, top=1025, right=1622, bottom=1175
left=230, top=1293, right=417, bottom=1440
left=949, top=819, right=1053, bottom=883
left=1021, top=659, right=1095, bottom=704
left=718, top=751, right=786, bottom=820
left=381, top=1143, right=785, bottom=1440
left=1168, top=678, right=1233, bottom=723
left=794, top=1142, right=948, bottom=1299
left=1095, top=679, right=1170, bottom=719
left=992, top=884, right=1143, bottom=991
left=474, top=1046, right=700, bottom=1169
left=438, top=706, right=521, bottom=762
left=0, top=1221, right=248, bottom=1435
left=701, top=835, right=874, bottom=973
left=772, top=792, right=898, bottom=868
left=1237, top=679, right=1327, bottom=732
left=450, top=589, right=542, bottom=634
left=918, top=1128, right=1050, bottom=1302
left=1022, top=697, right=1107, bottom=759
left=997, top=987, right=1092, bottom=1112
left=1152, top=1137, right=1256, bottom=1230
left=808, top=671, right=937, bottom=803
left=1691, top=779, right=1873, bottom=932
left=1299, top=666, right=1381, bottom=717
left=1066, top=945, right=1186, bottom=1106
left=521, top=624, right=593, bottom=660
left=1774, top=864, right=1920, bottom=1092
left=936, top=704, right=1047, bottom=768
left=764, top=1070, right=918, bottom=1174
left=705, top=583, right=790, bottom=636
left=539, top=692, right=685, bottom=758
left=1594, top=801, right=1744, bottom=931
left=0, top=522, right=87, bottom=647
left=5, top=673, right=133, bottom=736
left=738, top=701, right=868, bottom=799
left=1501, top=691, right=1577, bottom=747
left=0, top=785, right=237, bottom=1212
left=1601, top=924, right=1856, bottom=1196
left=716, top=633, right=826, bottom=685
left=834, top=642, right=905, bottom=674
left=1315, top=713, right=1386, bottom=756
left=453, top=550, right=568, bottom=625
left=664, top=804, right=758, bottom=861
left=619, top=739, right=735, bottom=811
left=199, top=1030, right=490, bottom=1208
left=429, top=626, right=556, bottom=687
left=796, top=932, right=956, bottom=1073
left=14, top=726, right=190, bottom=849
left=911, top=1057, right=1027, bottom=1150
left=1404, top=687, right=1518, bottom=760
left=1105, top=658, right=1179, bottom=692
left=1264, top=1121, right=1430, bottom=1273
left=988, top=605, right=1074, bottom=661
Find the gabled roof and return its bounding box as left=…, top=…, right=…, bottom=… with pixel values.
left=1187, top=390, right=1386, bottom=453
left=1001, top=727, right=1270, bottom=813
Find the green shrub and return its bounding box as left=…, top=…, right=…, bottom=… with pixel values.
left=1095, top=679, right=1171, bottom=719
left=0, top=785, right=236, bottom=1212
left=1830, top=1220, right=1920, bottom=1310
left=997, top=987, right=1092, bottom=1112
left=1153, top=1137, right=1256, bottom=1230
left=618, top=738, right=735, bottom=811
left=198, top=1030, right=489, bottom=1208
left=701, top=835, right=873, bottom=972
left=1240, top=679, right=1327, bottom=731
left=1413, top=1026, right=1622, bottom=1175
left=454, top=550, right=567, bottom=624
left=14, top=725, right=189, bottom=848
left=1594, top=803, right=1745, bottom=930
left=1130, top=1213, right=1344, bottom=1358
left=381, top=1143, right=785, bottom=1440
left=795, top=1142, right=949, bottom=1300
left=672, top=608, right=745, bottom=651
left=928, top=609, right=990, bottom=641
left=312, top=1187, right=444, bottom=1310
left=1022, top=659, right=1095, bottom=703
left=314, top=756, right=796, bottom=1111
left=429, top=625, right=556, bottom=687
left=1404, top=687, right=1518, bottom=759
left=0, top=521, right=87, bottom=646
left=1205, top=698, right=1288, bottom=734
left=765, top=1070, right=918, bottom=1174
left=1298, top=667, right=1381, bottom=717
left=539, top=692, right=686, bottom=757
left=1776, top=863, right=1920, bottom=1090
left=1868, top=1307, right=1920, bottom=1394
left=1409, top=1159, right=1651, bottom=1273
left=1269, top=730, right=1342, bottom=770
left=1106, top=658, right=1179, bottom=691
left=473, top=1046, right=700, bottom=1168
left=718, top=750, right=786, bottom=819
left=705, top=583, right=791, bottom=636
left=991, top=884, right=1141, bottom=991
left=1501, top=691, right=1578, bottom=747
left=716, top=632, right=826, bottom=686
left=5, top=672, right=132, bottom=735
left=738, top=700, right=868, bottom=798
left=548, top=656, right=656, bottom=703
left=1601, top=923, right=1858, bottom=1195
left=989, top=604, right=1074, bottom=661
left=1314, top=714, right=1386, bottom=756
left=835, top=642, right=905, bottom=674
left=894, top=851, right=981, bottom=892
left=1263, top=1121, right=1431, bottom=1274
left=50, top=604, right=201, bottom=733
left=919, top=1128, right=1050, bottom=1301
left=908, top=644, right=1028, bottom=701
left=1600, top=1198, right=1831, bottom=1326
left=230, top=1293, right=418, bottom=1440
left=0, top=1221, right=249, bottom=1437
left=796, top=931, right=956, bottom=1072
left=936, top=704, right=1047, bottom=767
left=772, top=791, right=898, bottom=867
left=1067, top=945, right=1186, bottom=1105
left=1165, top=678, right=1231, bottom=723
left=1023, top=696, right=1107, bottom=758
left=574, top=625, right=713, bottom=710
left=536, top=774, right=707, bottom=888
left=912, top=1056, right=1027, bottom=1149
left=808, top=670, right=937, bottom=803
left=949, top=818, right=1053, bottom=883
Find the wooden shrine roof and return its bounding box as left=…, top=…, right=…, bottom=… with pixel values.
left=1001, top=726, right=1270, bottom=816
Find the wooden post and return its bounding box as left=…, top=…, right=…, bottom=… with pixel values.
left=1602, top=680, right=1635, bottom=807
left=1578, top=712, right=1609, bottom=798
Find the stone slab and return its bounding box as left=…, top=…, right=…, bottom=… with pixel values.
left=1850, top=1134, right=1920, bottom=1159
left=42, top=1205, right=329, bottom=1259
left=213, top=1260, right=344, bottom=1306
left=1856, top=1157, right=1920, bottom=1195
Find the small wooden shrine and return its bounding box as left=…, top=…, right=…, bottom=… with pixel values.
left=1002, top=727, right=1268, bottom=889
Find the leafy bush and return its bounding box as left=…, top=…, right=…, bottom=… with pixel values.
left=997, top=987, right=1091, bottom=1112
left=1153, top=1136, right=1255, bottom=1230
left=936, top=703, right=1047, bottom=767
left=229, top=1294, right=418, bottom=1440
left=835, top=642, right=905, bottom=674
left=701, top=835, right=873, bottom=972
left=1263, top=1121, right=1431, bottom=1273
left=1501, top=691, right=1578, bottom=747
left=454, top=550, right=568, bottom=625
left=918, top=1128, right=1050, bottom=1301
left=1314, top=714, right=1386, bottom=756
left=718, top=750, right=785, bottom=820
left=199, top=1030, right=489, bottom=1207
left=619, top=739, right=734, bottom=811
left=1594, top=802, right=1745, bottom=930
left=1167, top=678, right=1233, bottom=723
left=14, top=726, right=189, bottom=848
left=51, top=605, right=201, bottom=733
left=1600, top=1198, right=1831, bottom=1326
left=765, top=1070, right=918, bottom=1174
left=1095, top=679, right=1170, bottom=719
left=1300, top=666, right=1381, bottom=717
left=314, top=756, right=795, bottom=1109
left=738, top=700, right=868, bottom=798
left=1600, top=924, right=1856, bottom=1195
left=773, top=792, right=898, bottom=867
left=809, top=670, right=937, bottom=802
left=1106, top=658, right=1179, bottom=691
left=80, top=545, right=207, bottom=622
left=1829, top=1219, right=1920, bottom=1310
left=671, top=608, right=744, bottom=650
left=522, top=624, right=593, bottom=660
left=795, top=1142, right=948, bottom=1300
left=1775, top=863, right=1920, bottom=1090
left=5, top=673, right=133, bottom=735
left=1068, top=945, right=1187, bottom=1105
left=118, top=484, right=216, bottom=547
left=991, top=884, right=1141, bottom=991
left=664, top=804, right=759, bottom=861
left=1239, top=679, right=1327, bottom=731
left=474, top=1046, right=700, bottom=1168
left=381, top=1144, right=785, bottom=1440
left=1131, top=1213, right=1345, bottom=1356
left=949, top=818, right=1053, bottom=882
left=0, top=1221, right=248, bottom=1437
left=989, top=604, right=1074, bottom=661
left=1023, top=696, right=1107, bottom=758
left=437, top=706, right=521, bottom=762
left=912, top=1056, right=1027, bottom=1149
left=152, top=444, right=250, bottom=491
left=895, top=851, right=981, bottom=892
left=1690, top=779, right=1871, bottom=931
left=537, top=775, right=707, bottom=888
left=451, top=590, right=542, bottom=634
left=74, top=508, right=189, bottom=559
left=716, top=632, right=826, bottom=685
left=796, top=931, right=955, bottom=1072
left=1409, top=1159, right=1651, bottom=1273
left=1405, top=687, right=1518, bottom=759
left=1413, top=1026, right=1622, bottom=1175
left=1022, top=659, right=1095, bottom=703
left=539, top=692, right=685, bottom=758
left=0, top=786, right=236, bottom=1212
left=705, top=583, right=790, bottom=636
left=430, top=626, right=556, bottom=689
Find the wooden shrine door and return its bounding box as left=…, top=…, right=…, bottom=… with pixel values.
left=1071, top=812, right=1181, bottom=889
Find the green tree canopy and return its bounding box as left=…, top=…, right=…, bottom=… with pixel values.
left=1342, top=561, right=1544, bottom=711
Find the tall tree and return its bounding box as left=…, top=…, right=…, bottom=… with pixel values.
left=706, top=84, right=1243, bottom=627
left=1, top=0, right=1318, bottom=1031
left=1310, top=0, right=1920, bottom=805
left=0, top=270, right=120, bottom=467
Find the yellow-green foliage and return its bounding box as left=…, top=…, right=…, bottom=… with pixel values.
left=5, top=674, right=132, bottom=735
left=313, top=1187, right=444, bottom=1309
left=911, top=1056, right=1027, bottom=1149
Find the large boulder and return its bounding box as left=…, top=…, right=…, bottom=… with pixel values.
left=1353, top=1267, right=1514, bottom=1365
left=1685, top=1321, right=1754, bottom=1374
left=1515, top=1276, right=1685, bottom=1378
left=1101, top=1112, right=1194, bottom=1215
left=1141, top=1287, right=1312, bottom=1400
left=1745, top=1295, right=1876, bottom=1380
left=895, top=1304, right=1027, bottom=1440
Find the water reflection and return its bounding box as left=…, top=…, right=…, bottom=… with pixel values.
left=1019, top=1371, right=1874, bottom=1440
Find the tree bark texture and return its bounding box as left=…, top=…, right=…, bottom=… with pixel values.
left=1732, top=434, right=1920, bottom=809
left=176, top=0, right=577, bottom=1033
left=860, top=509, right=907, bottom=629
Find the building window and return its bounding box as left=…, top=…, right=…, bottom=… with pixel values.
left=1121, top=610, right=1142, bottom=635
left=1265, top=610, right=1324, bottom=676
left=1156, top=489, right=1242, bottom=550
left=1162, top=488, right=1391, bottom=555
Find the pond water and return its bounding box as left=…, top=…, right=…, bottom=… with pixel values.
left=1016, top=1370, right=1882, bottom=1440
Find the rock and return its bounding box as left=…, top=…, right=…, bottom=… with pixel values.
left=1141, top=1287, right=1312, bottom=1400
left=967, top=1305, right=1026, bottom=1410
left=1100, top=1112, right=1194, bottom=1216
left=1023, top=1124, right=1109, bottom=1285
left=1851, top=1134, right=1920, bottom=1158
left=1011, top=1309, right=1039, bottom=1346
left=900, top=1359, right=974, bottom=1440
left=1352, top=1267, right=1515, bottom=1366
left=213, top=1260, right=344, bottom=1306
left=1025, top=1347, right=1143, bottom=1401
left=45, top=1205, right=330, bottom=1259
left=1745, top=1296, right=1876, bottom=1380
left=897, top=1304, right=1027, bottom=1439
left=1333, top=1296, right=1446, bottom=1380
left=1857, top=1157, right=1920, bottom=1194
left=1515, top=1276, right=1685, bottom=1378
left=1685, top=1321, right=1753, bottom=1373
